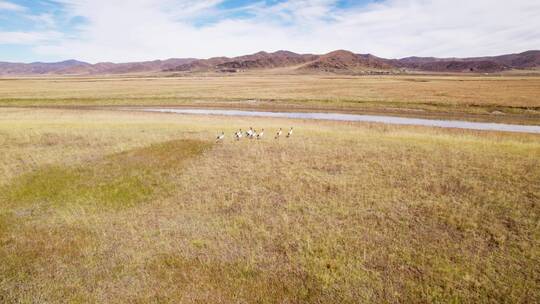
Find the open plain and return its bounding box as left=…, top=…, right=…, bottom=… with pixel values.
left=1, top=75, right=540, bottom=123
left=1, top=73, right=540, bottom=303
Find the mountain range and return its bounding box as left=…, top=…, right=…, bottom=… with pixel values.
left=1, top=50, right=539, bottom=76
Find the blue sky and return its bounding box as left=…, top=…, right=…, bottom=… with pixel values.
left=1, top=0, right=539, bottom=63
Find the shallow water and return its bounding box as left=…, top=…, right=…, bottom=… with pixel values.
left=137, top=108, right=540, bottom=134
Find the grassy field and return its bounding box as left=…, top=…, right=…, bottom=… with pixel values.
left=1, top=107, right=539, bottom=303
left=1, top=75, right=540, bottom=121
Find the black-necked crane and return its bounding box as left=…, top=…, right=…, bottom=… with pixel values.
left=286, top=127, right=293, bottom=138
left=235, top=129, right=243, bottom=140
left=246, top=127, right=253, bottom=138
left=216, top=131, right=225, bottom=142
left=275, top=128, right=282, bottom=139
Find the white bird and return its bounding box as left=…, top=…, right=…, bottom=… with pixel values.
left=286, top=127, right=293, bottom=138
left=250, top=129, right=257, bottom=139
left=216, top=131, right=225, bottom=142
left=275, top=128, right=282, bottom=139
left=235, top=129, right=243, bottom=140
left=257, top=128, right=264, bottom=140
left=246, top=127, right=253, bottom=138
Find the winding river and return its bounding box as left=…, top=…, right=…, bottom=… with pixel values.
left=135, top=108, right=540, bottom=134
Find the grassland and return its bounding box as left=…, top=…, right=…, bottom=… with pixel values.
left=1, top=107, right=539, bottom=303
left=1, top=75, right=540, bottom=123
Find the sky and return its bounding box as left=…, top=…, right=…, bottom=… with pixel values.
left=0, top=0, right=539, bottom=63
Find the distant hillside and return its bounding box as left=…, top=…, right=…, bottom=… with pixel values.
left=1, top=50, right=539, bottom=75
left=298, top=50, right=392, bottom=72
left=168, top=50, right=540, bottom=74
left=217, top=51, right=318, bottom=70
left=169, top=57, right=231, bottom=72
left=167, top=50, right=318, bottom=72
left=394, top=58, right=508, bottom=73
left=394, top=51, right=540, bottom=72
left=0, top=60, right=90, bottom=75
left=56, top=58, right=197, bottom=75
left=0, top=58, right=196, bottom=75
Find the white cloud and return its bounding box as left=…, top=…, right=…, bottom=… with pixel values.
left=25, top=13, right=57, bottom=29
left=0, top=0, right=24, bottom=12
left=0, top=31, right=62, bottom=44
left=18, top=0, right=540, bottom=62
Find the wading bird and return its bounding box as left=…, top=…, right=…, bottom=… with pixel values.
left=216, top=131, right=225, bottom=142
left=235, top=129, right=243, bottom=140
left=257, top=128, right=264, bottom=140
left=286, top=127, right=293, bottom=138
left=275, top=128, right=282, bottom=139
left=246, top=127, right=253, bottom=138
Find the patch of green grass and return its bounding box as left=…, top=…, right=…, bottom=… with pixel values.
left=1, top=139, right=212, bottom=211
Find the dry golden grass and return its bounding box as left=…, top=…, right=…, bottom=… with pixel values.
left=1, top=108, right=539, bottom=303
left=1, top=75, right=540, bottom=118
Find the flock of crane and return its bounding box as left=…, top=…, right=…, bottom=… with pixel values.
left=215, top=127, right=293, bottom=142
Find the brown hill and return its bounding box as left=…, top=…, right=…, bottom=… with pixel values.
left=216, top=51, right=318, bottom=70
left=426, top=60, right=506, bottom=73
left=468, top=50, right=540, bottom=69
left=394, top=51, right=540, bottom=72
left=169, top=57, right=230, bottom=72
left=167, top=51, right=317, bottom=72
left=56, top=58, right=196, bottom=75
left=0, top=58, right=196, bottom=75
left=168, top=50, right=390, bottom=74
left=0, top=60, right=90, bottom=75
left=1, top=50, right=539, bottom=75
left=298, top=50, right=392, bottom=73
left=394, top=58, right=507, bottom=73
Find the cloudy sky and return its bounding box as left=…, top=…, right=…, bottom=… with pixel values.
left=0, top=0, right=539, bottom=63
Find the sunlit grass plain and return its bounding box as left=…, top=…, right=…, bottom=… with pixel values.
left=1, top=75, right=540, bottom=120
left=1, top=107, right=539, bottom=303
